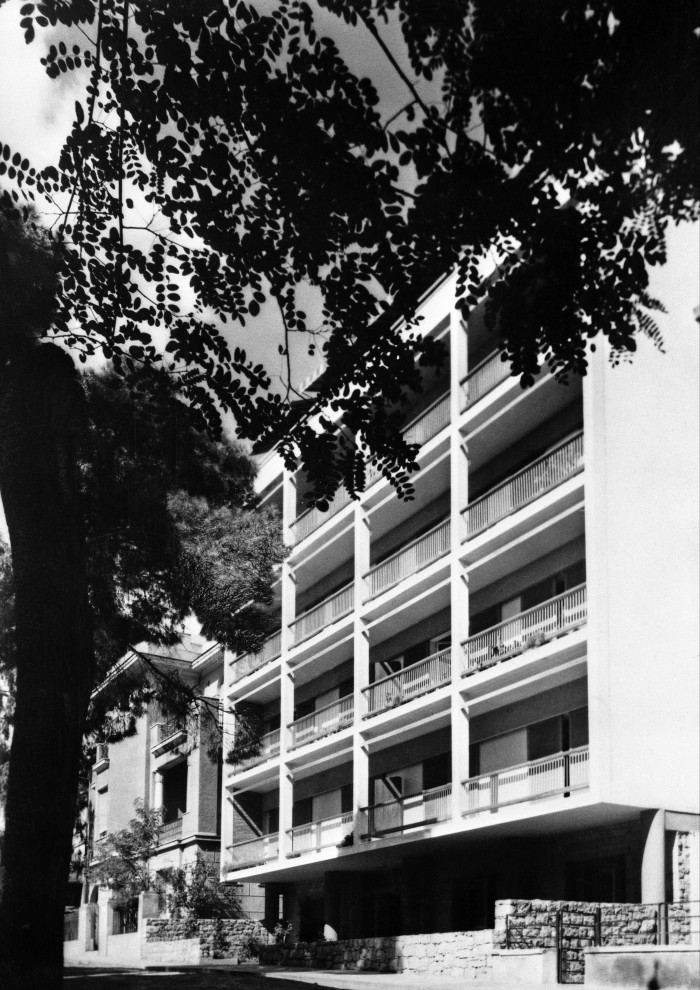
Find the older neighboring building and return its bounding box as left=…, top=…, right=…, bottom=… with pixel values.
left=221, top=272, right=699, bottom=942
left=87, top=635, right=224, bottom=896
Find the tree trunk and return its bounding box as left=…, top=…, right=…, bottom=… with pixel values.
left=0, top=345, right=94, bottom=990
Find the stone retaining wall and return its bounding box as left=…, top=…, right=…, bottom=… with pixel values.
left=145, top=917, right=268, bottom=962
left=495, top=899, right=660, bottom=984
left=260, top=929, right=495, bottom=979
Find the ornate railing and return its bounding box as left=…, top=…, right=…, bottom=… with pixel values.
left=290, top=487, right=353, bottom=545
left=365, top=518, right=450, bottom=600
left=363, top=648, right=451, bottom=716
left=234, top=728, right=281, bottom=770
left=95, top=742, right=110, bottom=764
left=360, top=783, right=452, bottom=838
left=226, top=833, right=279, bottom=870
left=151, top=718, right=186, bottom=749
left=460, top=350, right=511, bottom=410
left=290, top=695, right=354, bottom=749
left=463, top=746, right=589, bottom=815
left=232, top=630, right=282, bottom=681
left=366, top=391, right=450, bottom=486
left=462, top=432, right=584, bottom=539
left=289, top=583, right=354, bottom=645
left=288, top=812, right=354, bottom=856
left=463, top=584, right=587, bottom=674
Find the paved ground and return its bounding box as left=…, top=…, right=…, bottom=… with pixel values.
left=63, top=968, right=552, bottom=990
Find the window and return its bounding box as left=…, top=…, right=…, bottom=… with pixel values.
left=429, top=632, right=451, bottom=654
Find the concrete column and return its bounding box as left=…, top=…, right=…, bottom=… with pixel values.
left=640, top=808, right=666, bottom=905
left=353, top=501, right=371, bottom=842
left=153, top=771, right=163, bottom=812
left=449, top=299, right=470, bottom=818
left=278, top=766, right=294, bottom=859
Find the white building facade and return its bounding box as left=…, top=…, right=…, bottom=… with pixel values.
left=221, top=274, right=699, bottom=941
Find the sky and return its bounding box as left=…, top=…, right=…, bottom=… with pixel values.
left=0, top=0, right=698, bottom=487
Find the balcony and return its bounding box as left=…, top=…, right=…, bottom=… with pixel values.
left=288, top=811, right=354, bottom=856
left=94, top=742, right=110, bottom=773
left=291, top=487, right=353, bottom=546
left=289, top=583, right=354, bottom=646
left=234, top=728, right=281, bottom=771
left=366, top=391, right=450, bottom=486
left=463, top=584, right=587, bottom=675
left=226, top=833, right=279, bottom=871
left=360, top=783, right=452, bottom=838
left=364, top=648, right=451, bottom=717
left=232, top=630, right=281, bottom=682
left=289, top=695, right=354, bottom=749
left=158, top=817, right=183, bottom=844
left=151, top=718, right=187, bottom=757
left=462, top=432, right=584, bottom=540
left=365, top=518, right=450, bottom=601
left=462, top=746, right=590, bottom=816
left=460, top=350, right=511, bottom=411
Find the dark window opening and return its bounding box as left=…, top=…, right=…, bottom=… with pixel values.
left=162, top=761, right=187, bottom=824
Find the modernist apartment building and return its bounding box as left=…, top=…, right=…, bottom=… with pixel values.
left=221, top=272, right=700, bottom=941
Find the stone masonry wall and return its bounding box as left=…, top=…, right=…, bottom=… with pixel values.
left=146, top=917, right=269, bottom=961
left=495, top=899, right=660, bottom=984
left=260, top=929, right=495, bottom=979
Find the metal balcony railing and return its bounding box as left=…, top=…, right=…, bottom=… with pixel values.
left=232, top=630, right=282, bottom=681
left=151, top=718, right=186, bottom=749
left=366, top=391, right=450, bottom=486
left=289, top=695, right=354, bottom=749
left=462, top=432, right=584, bottom=539
left=288, top=811, right=354, bottom=856
left=226, top=833, right=279, bottom=870
left=363, top=647, right=452, bottom=717
left=289, top=583, right=354, bottom=645
left=360, top=783, right=452, bottom=838
left=365, top=518, right=450, bottom=600
left=463, top=746, right=590, bottom=816
left=463, top=584, right=587, bottom=674
left=460, top=350, right=511, bottom=410
left=95, top=742, right=110, bottom=764
left=234, top=728, right=281, bottom=770
left=290, top=487, right=353, bottom=545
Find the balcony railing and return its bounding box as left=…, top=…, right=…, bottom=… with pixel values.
left=289, top=583, right=354, bottom=645
left=463, top=584, right=587, bottom=674
left=291, top=487, right=353, bottom=545
left=95, top=742, right=110, bottom=766
left=366, top=391, right=450, bottom=486
left=151, top=718, right=186, bottom=751
left=365, top=518, right=450, bottom=600
left=462, top=432, right=584, bottom=539
left=363, top=647, right=452, bottom=717
left=158, top=817, right=183, bottom=844
left=360, top=783, right=452, bottom=838
left=288, top=811, right=354, bottom=856
left=232, top=630, right=282, bottom=681
left=290, top=695, right=354, bottom=749
left=226, top=833, right=279, bottom=870
left=234, top=728, right=281, bottom=770
left=460, top=350, right=511, bottom=410
left=463, top=746, right=590, bottom=816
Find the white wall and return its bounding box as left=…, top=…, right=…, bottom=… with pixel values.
left=585, top=300, right=699, bottom=813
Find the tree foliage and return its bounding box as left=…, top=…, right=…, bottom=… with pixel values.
left=3, top=1, right=696, bottom=505
left=89, top=799, right=162, bottom=903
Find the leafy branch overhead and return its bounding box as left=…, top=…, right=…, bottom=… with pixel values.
left=2, top=0, right=696, bottom=504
